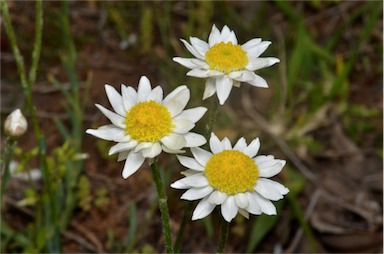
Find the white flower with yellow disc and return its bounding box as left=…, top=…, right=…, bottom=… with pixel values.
left=173, top=24, right=280, bottom=105
left=171, top=133, right=289, bottom=222
left=86, top=76, right=207, bottom=179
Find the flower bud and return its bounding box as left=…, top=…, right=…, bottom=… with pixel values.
left=4, top=109, right=28, bottom=139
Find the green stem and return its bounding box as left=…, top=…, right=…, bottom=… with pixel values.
left=150, top=160, right=173, bottom=253
left=173, top=202, right=193, bottom=253
left=217, top=220, right=229, bottom=253
left=1, top=1, right=61, bottom=251
left=0, top=0, right=42, bottom=140
left=0, top=138, right=17, bottom=200
left=28, top=0, right=43, bottom=86
left=205, top=96, right=220, bottom=139
left=173, top=96, right=220, bottom=252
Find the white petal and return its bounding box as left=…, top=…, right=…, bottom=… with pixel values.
left=161, top=145, right=185, bottom=154
left=191, top=58, right=209, bottom=69
left=184, top=132, right=207, bottom=148
left=161, top=133, right=186, bottom=150
left=220, top=137, right=232, bottom=150
left=257, top=158, right=279, bottom=168
left=173, top=119, right=195, bottom=134
left=258, top=161, right=285, bottom=178
left=229, top=70, right=256, bottom=82
left=182, top=174, right=209, bottom=187
left=254, top=180, right=283, bottom=201
left=187, top=69, right=222, bottom=78
left=220, top=26, right=237, bottom=44
left=221, top=195, right=238, bottom=222
left=173, top=107, right=207, bottom=124
left=147, top=85, right=163, bottom=102
left=180, top=39, right=204, bottom=59
left=122, top=152, right=145, bottom=179
left=215, top=76, right=233, bottom=105
left=258, top=178, right=289, bottom=195
left=246, top=57, right=280, bottom=71
left=208, top=191, right=228, bottom=205
left=122, top=85, right=137, bottom=111
left=241, top=38, right=262, bottom=51
left=86, top=125, right=125, bottom=141
left=235, top=193, right=249, bottom=209
left=254, top=155, right=275, bottom=164
left=181, top=169, right=199, bottom=176
left=137, top=76, right=152, bottom=102
left=246, top=41, right=272, bottom=59
left=203, top=78, right=217, bottom=100
left=238, top=209, right=249, bottom=219
left=141, top=142, right=162, bottom=158
left=190, top=36, right=209, bottom=55
left=105, top=85, right=125, bottom=116
left=163, top=85, right=186, bottom=103
left=95, top=104, right=125, bottom=128
left=133, top=142, right=153, bottom=153
left=227, top=31, right=238, bottom=44
left=177, top=155, right=205, bottom=171
left=163, top=86, right=190, bottom=117
left=171, top=179, right=190, bottom=189
left=233, top=137, right=247, bottom=151
left=108, top=140, right=138, bottom=155
left=246, top=192, right=262, bottom=215
left=173, top=57, right=206, bottom=69
left=246, top=74, right=269, bottom=88
left=253, top=192, right=277, bottom=215
left=192, top=197, right=216, bottom=220
left=208, top=24, right=221, bottom=47
left=191, top=147, right=212, bottom=166
left=117, top=151, right=129, bottom=161
left=209, top=132, right=224, bottom=154
left=243, top=138, right=260, bottom=158
left=181, top=186, right=214, bottom=200
left=220, top=25, right=231, bottom=41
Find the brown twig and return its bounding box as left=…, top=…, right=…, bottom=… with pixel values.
left=285, top=189, right=321, bottom=253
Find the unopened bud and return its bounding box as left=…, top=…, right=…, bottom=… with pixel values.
left=4, top=109, right=28, bottom=139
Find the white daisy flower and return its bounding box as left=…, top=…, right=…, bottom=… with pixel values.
left=173, top=24, right=280, bottom=105
left=86, top=76, right=207, bottom=179
left=171, top=133, right=289, bottom=222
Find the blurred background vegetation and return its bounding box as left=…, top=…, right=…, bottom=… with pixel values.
left=1, top=1, right=382, bottom=253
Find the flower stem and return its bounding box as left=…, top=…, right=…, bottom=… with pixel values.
left=173, top=201, right=193, bottom=253
left=205, top=96, right=220, bottom=139
left=0, top=0, right=43, bottom=140
left=174, top=96, right=220, bottom=252
left=150, top=160, right=173, bottom=253
left=217, top=220, right=229, bottom=253
left=0, top=138, right=17, bottom=199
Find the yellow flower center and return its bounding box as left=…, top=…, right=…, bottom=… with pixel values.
left=205, top=42, right=248, bottom=74
left=204, top=150, right=259, bottom=195
left=124, top=100, right=173, bottom=142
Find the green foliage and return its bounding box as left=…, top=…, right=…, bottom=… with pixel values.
left=246, top=201, right=285, bottom=253
left=94, top=187, right=110, bottom=210
left=138, top=243, right=155, bottom=253
left=17, top=188, right=38, bottom=207
left=140, top=6, right=153, bottom=54
left=124, top=204, right=138, bottom=252
left=77, top=175, right=92, bottom=211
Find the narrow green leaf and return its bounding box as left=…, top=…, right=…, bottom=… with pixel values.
left=125, top=203, right=138, bottom=252
left=246, top=201, right=284, bottom=253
